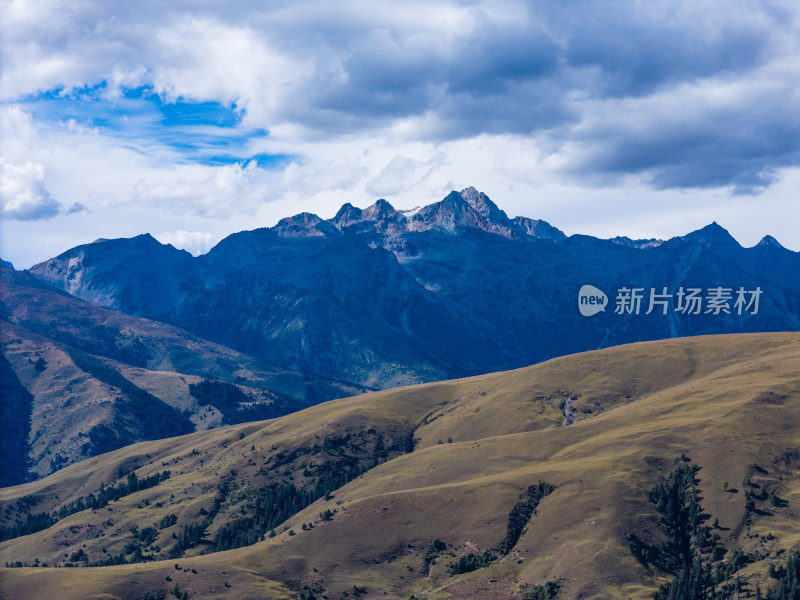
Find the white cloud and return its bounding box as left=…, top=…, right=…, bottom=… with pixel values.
left=156, top=230, right=220, bottom=256
left=1, top=0, right=800, bottom=269
left=129, top=161, right=276, bottom=218
left=0, top=159, right=61, bottom=220
left=366, top=156, right=427, bottom=197
left=148, top=17, right=306, bottom=125
left=0, top=104, right=36, bottom=150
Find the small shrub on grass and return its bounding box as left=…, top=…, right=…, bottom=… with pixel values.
left=449, top=551, right=496, bottom=574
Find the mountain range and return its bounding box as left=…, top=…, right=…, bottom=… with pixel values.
left=26, top=187, right=800, bottom=392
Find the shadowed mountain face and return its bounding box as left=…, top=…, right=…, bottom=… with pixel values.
left=28, top=234, right=194, bottom=320
left=0, top=266, right=363, bottom=479
left=28, top=187, right=800, bottom=390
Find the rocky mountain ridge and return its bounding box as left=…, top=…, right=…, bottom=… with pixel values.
left=25, top=187, right=800, bottom=391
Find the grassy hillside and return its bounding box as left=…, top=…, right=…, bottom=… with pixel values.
left=0, top=332, right=798, bottom=600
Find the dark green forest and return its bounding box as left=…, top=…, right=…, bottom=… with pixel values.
left=189, top=379, right=297, bottom=425
left=68, top=349, right=193, bottom=455
left=0, top=470, right=170, bottom=543
left=628, top=460, right=799, bottom=600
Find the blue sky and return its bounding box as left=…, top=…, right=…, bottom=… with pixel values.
left=1, top=0, right=799, bottom=267
left=21, top=84, right=283, bottom=166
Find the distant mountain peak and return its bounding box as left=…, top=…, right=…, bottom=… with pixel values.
left=130, top=232, right=161, bottom=246
left=407, top=190, right=487, bottom=233
left=757, top=234, right=784, bottom=249
left=332, top=203, right=363, bottom=228
left=459, top=187, right=570, bottom=241
left=331, top=188, right=564, bottom=241
left=441, top=189, right=468, bottom=206
left=459, top=187, right=510, bottom=225
left=330, top=198, right=406, bottom=233
left=680, top=222, right=740, bottom=249
left=703, top=221, right=727, bottom=234
left=361, top=198, right=399, bottom=221
left=513, top=217, right=567, bottom=242
left=274, top=212, right=338, bottom=238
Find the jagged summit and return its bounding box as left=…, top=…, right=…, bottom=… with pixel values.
left=406, top=190, right=488, bottom=234
left=331, top=202, right=362, bottom=227
left=260, top=191, right=786, bottom=280
left=273, top=212, right=339, bottom=238
left=459, top=186, right=511, bottom=225
left=361, top=198, right=398, bottom=221
left=609, top=236, right=663, bottom=249
left=331, top=198, right=406, bottom=233
left=329, top=187, right=563, bottom=241
left=23, top=185, right=800, bottom=397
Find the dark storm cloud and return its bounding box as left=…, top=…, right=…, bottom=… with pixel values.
left=308, top=14, right=564, bottom=128
left=562, top=62, right=800, bottom=191
left=269, top=1, right=799, bottom=192
left=298, top=8, right=565, bottom=125
left=556, top=2, right=774, bottom=97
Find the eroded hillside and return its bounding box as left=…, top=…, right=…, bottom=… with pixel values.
left=0, top=266, right=363, bottom=480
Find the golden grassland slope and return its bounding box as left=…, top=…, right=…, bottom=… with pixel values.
left=1, top=332, right=799, bottom=600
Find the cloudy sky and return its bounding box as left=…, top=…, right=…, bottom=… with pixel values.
left=1, top=0, right=799, bottom=267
